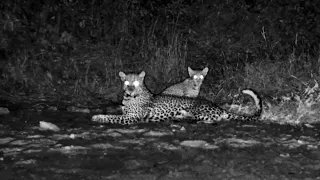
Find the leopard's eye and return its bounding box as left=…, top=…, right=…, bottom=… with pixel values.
left=133, top=80, right=139, bottom=87
left=124, top=81, right=130, bottom=85
left=199, top=75, right=204, bottom=79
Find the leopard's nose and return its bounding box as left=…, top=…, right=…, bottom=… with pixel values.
left=127, top=85, right=135, bottom=91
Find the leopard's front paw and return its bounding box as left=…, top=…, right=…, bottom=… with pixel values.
left=92, top=115, right=107, bottom=123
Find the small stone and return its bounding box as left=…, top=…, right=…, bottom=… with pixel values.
left=0, top=107, right=9, bottom=115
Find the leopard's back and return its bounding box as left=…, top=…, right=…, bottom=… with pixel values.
left=145, top=94, right=231, bottom=122
left=145, top=89, right=262, bottom=123
left=144, top=95, right=200, bottom=122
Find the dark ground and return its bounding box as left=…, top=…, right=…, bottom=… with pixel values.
left=1, top=99, right=320, bottom=180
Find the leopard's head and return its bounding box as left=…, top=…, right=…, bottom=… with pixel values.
left=188, top=67, right=209, bottom=89
left=119, top=71, right=146, bottom=98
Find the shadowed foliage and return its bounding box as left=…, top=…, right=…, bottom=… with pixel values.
left=0, top=0, right=320, bottom=124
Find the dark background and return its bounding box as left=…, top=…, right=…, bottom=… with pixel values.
left=1, top=0, right=320, bottom=104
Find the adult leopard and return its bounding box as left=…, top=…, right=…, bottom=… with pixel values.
left=92, top=71, right=262, bottom=125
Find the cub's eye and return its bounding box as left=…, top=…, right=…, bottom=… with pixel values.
left=193, top=75, right=199, bottom=79
left=124, top=81, right=130, bottom=85
left=133, top=80, right=139, bottom=87
left=193, top=75, right=204, bottom=80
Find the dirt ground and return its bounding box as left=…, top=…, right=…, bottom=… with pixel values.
left=1, top=106, right=320, bottom=180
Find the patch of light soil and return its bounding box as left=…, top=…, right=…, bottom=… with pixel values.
left=90, top=143, right=127, bottom=150
left=180, top=140, right=219, bottom=149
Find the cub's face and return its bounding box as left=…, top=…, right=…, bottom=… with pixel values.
left=119, top=71, right=146, bottom=98
left=188, top=67, right=209, bottom=89
left=191, top=74, right=205, bottom=89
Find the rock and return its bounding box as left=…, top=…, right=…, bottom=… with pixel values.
left=39, top=121, right=60, bottom=132
left=0, top=107, right=9, bottom=115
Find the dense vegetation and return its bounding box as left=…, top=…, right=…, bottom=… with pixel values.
left=1, top=0, right=320, bottom=105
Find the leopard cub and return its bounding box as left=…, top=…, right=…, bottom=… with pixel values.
left=162, top=67, right=209, bottom=98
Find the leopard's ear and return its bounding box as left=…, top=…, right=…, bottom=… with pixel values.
left=139, top=71, right=146, bottom=78
left=188, top=67, right=195, bottom=77
left=119, top=71, right=126, bottom=81
left=202, top=67, right=209, bottom=76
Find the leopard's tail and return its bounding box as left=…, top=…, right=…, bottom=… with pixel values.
left=241, top=88, right=263, bottom=117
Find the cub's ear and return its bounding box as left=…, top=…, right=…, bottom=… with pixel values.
left=202, top=67, right=209, bottom=76
left=139, top=71, right=146, bottom=78
left=119, top=71, right=126, bottom=81
left=188, top=67, right=195, bottom=77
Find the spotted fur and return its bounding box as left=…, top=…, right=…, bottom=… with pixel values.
left=92, top=71, right=262, bottom=125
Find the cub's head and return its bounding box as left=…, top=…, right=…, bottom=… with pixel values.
left=119, top=71, right=146, bottom=98
left=188, top=67, right=209, bottom=89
